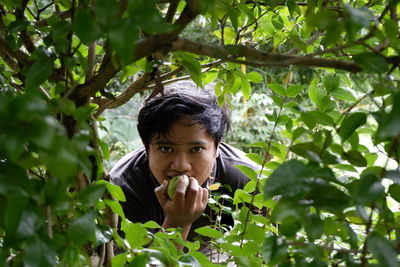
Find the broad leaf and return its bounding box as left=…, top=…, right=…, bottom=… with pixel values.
left=194, top=226, right=223, bottom=239
left=339, top=112, right=367, bottom=141
left=367, top=232, right=399, bottom=267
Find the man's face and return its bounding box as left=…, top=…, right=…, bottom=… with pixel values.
left=147, top=119, right=218, bottom=186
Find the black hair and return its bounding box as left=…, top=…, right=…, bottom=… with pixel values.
left=137, top=80, right=230, bottom=148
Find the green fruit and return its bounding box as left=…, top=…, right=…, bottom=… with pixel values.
left=167, top=175, right=189, bottom=200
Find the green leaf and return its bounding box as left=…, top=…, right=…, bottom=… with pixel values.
left=121, top=221, right=149, bottom=249
left=233, top=189, right=252, bottom=204
left=264, top=160, right=337, bottom=199
left=178, top=254, right=202, bottom=267
left=286, top=85, right=303, bottom=97
left=108, top=18, right=138, bottom=66
left=388, top=184, right=400, bottom=202
left=308, top=78, right=325, bottom=105
left=301, top=111, right=335, bottom=128
left=384, top=18, right=399, bottom=44
left=268, top=84, right=285, bottom=96
left=143, top=221, right=161, bottom=229
left=330, top=88, right=357, bottom=102
left=94, top=0, right=119, bottom=27
left=25, top=57, right=54, bottom=90
left=112, top=252, right=128, bottom=267
left=367, top=232, right=399, bottom=267
left=304, top=214, right=323, bottom=241
left=245, top=141, right=269, bottom=150
left=67, top=213, right=96, bottom=245
left=353, top=53, right=388, bottom=74
left=290, top=142, right=321, bottom=162
left=103, top=199, right=125, bottom=220
left=246, top=72, right=263, bottom=83
left=376, top=92, right=400, bottom=141
left=23, top=236, right=57, bottom=267
left=339, top=112, right=367, bottom=141
left=72, top=8, right=101, bottom=44
left=323, top=75, right=340, bottom=91
left=241, top=78, right=252, bottom=100
left=98, top=180, right=126, bottom=202
left=194, top=226, right=223, bottom=239
left=334, top=164, right=358, bottom=173
left=234, top=164, right=258, bottom=181
left=180, top=53, right=203, bottom=88
left=246, top=153, right=264, bottom=165
left=348, top=175, right=385, bottom=204
left=343, top=150, right=367, bottom=167
left=78, top=184, right=105, bottom=206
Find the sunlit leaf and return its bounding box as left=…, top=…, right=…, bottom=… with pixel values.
left=339, top=112, right=367, bottom=141
left=194, top=226, right=223, bottom=239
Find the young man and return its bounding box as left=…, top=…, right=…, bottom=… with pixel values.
left=110, top=80, right=257, bottom=248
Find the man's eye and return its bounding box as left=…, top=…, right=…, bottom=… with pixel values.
left=160, top=147, right=172, bottom=152
left=192, top=147, right=204, bottom=153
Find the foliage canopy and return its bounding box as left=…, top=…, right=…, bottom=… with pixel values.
left=0, top=0, right=399, bottom=266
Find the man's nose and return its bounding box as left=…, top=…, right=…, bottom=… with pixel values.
left=170, top=153, right=191, bottom=173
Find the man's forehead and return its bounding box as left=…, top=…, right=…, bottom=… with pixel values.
left=151, top=137, right=209, bottom=146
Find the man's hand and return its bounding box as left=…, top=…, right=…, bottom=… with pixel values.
left=155, top=176, right=209, bottom=229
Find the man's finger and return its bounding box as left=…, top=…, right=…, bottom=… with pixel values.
left=174, top=175, right=190, bottom=200
left=201, top=187, right=209, bottom=206
left=155, top=180, right=168, bottom=206
left=185, top=177, right=200, bottom=206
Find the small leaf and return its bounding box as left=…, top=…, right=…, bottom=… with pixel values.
left=286, top=85, right=303, bottom=97
left=180, top=53, right=203, bottom=88
left=353, top=53, right=388, bottom=74
left=290, top=142, right=321, bottom=162
left=103, top=199, right=125, bottom=220
left=234, top=164, right=258, bottom=181
left=241, top=78, right=251, bottom=100
left=323, top=75, right=340, bottom=91
left=78, top=184, right=105, bottom=206
left=343, top=150, right=367, bottom=167
left=388, top=184, right=400, bottom=202
left=121, top=221, right=149, bottom=249
left=330, top=88, right=357, bottom=102
left=308, top=78, right=325, bottom=105
left=143, top=221, right=161, bottom=229
left=233, top=189, right=252, bottom=204
left=72, top=8, right=101, bottom=44
left=376, top=92, right=400, bottom=141
left=349, top=175, right=385, bottom=204
left=339, top=112, right=367, bottom=141
left=194, top=226, right=223, bottom=239
left=23, top=236, right=57, bottom=267
left=304, top=214, right=323, bottom=241
left=301, top=111, right=335, bottom=128
left=97, top=181, right=126, bottom=202
left=268, top=84, right=286, bottom=96
left=67, top=213, right=96, bottom=245
left=25, top=57, right=54, bottom=90
left=246, top=153, right=264, bottom=165
left=246, top=72, right=263, bottom=83
left=112, top=252, right=128, bottom=267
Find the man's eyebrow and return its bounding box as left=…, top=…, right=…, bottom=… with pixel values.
left=153, top=140, right=208, bottom=146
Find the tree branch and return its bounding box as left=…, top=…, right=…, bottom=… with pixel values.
left=93, top=72, right=152, bottom=117
left=165, top=0, right=179, bottom=23
left=85, top=41, right=97, bottom=82
left=69, top=0, right=202, bottom=104
left=171, top=38, right=362, bottom=72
